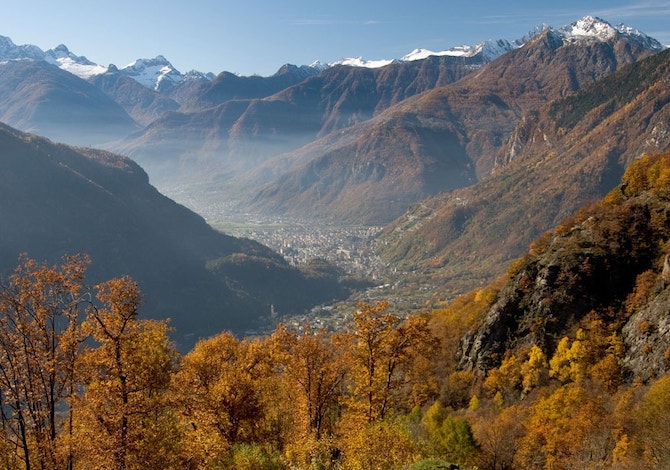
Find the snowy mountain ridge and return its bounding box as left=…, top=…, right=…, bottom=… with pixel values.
left=328, top=17, right=663, bottom=70
left=0, top=16, right=663, bottom=91
left=557, top=15, right=663, bottom=50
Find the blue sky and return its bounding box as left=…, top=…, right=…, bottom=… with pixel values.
left=2, top=1, right=669, bottom=77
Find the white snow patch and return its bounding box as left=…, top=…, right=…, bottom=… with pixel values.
left=329, top=56, right=395, bottom=68
left=560, top=15, right=617, bottom=41
left=51, top=57, right=108, bottom=78
left=402, top=46, right=473, bottom=61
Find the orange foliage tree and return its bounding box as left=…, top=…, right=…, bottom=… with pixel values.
left=271, top=324, right=348, bottom=443
left=346, top=301, right=435, bottom=423
left=171, top=331, right=284, bottom=467
left=0, top=254, right=88, bottom=470
left=73, top=277, right=180, bottom=470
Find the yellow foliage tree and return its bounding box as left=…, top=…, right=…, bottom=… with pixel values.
left=0, top=254, right=88, bottom=469
left=549, top=330, right=589, bottom=383
left=73, top=277, right=180, bottom=470
left=171, top=331, right=281, bottom=467
left=632, top=373, right=670, bottom=466
left=521, top=345, right=549, bottom=393
left=347, top=302, right=435, bottom=422
left=514, top=383, right=613, bottom=469
left=484, top=353, right=522, bottom=403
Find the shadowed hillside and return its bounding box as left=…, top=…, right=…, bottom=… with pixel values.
left=0, top=123, right=355, bottom=347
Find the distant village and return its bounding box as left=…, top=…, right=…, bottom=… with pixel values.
left=214, top=214, right=441, bottom=335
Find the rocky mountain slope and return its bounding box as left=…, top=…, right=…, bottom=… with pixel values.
left=457, top=150, right=670, bottom=381
left=0, top=123, right=354, bottom=347
left=380, top=46, right=670, bottom=295
left=243, top=18, right=663, bottom=224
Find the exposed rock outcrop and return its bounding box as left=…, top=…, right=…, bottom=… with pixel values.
left=621, top=284, right=670, bottom=381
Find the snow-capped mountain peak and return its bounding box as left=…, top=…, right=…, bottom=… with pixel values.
left=118, top=55, right=185, bottom=92
left=615, top=22, right=664, bottom=50
left=44, top=44, right=107, bottom=79
left=559, top=16, right=617, bottom=40
left=308, top=60, right=330, bottom=72
left=0, top=35, right=44, bottom=61
left=556, top=16, right=663, bottom=50
left=182, top=69, right=216, bottom=81
left=0, top=34, right=212, bottom=91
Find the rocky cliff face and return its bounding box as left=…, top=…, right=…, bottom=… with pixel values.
left=458, top=204, right=659, bottom=373
left=458, top=154, right=670, bottom=380
left=621, top=285, right=670, bottom=380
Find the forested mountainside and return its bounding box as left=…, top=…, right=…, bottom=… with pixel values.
left=0, top=123, right=356, bottom=347
left=3, top=152, right=670, bottom=469
left=379, top=47, right=670, bottom=296
left=242, top=24, right=661, bottom=225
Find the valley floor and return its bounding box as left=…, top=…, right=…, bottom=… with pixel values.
left=208, top=213, right=444, bottom=333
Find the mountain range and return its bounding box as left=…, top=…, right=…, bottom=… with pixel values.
left=239, top=17, right=665, bottom=224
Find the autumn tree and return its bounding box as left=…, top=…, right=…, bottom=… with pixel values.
left=339, top=417, right=418, bottom=470
left=483, top=353, right=523, bottom=404
left=549, top=330, right=589, bottom=383
left=420, top=402, right=479, bottom=466
left=73, top=276, right=180, bottom=470
left=520, top=345, right=549, bottom=393
left=267, top=324, right=349, bottom=468
left=514, top=382, right=614, bottom=469
left=631, top=373, right=670, bottom=466
left=347, top=301, right=435, bottom=423
left=171, top=331, right=282, bottom=467
left=272, top=324, right=347, bottom=440
left=472, top=405, right=526, bottom=470
left=0, top=254, right=89, bottom=470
